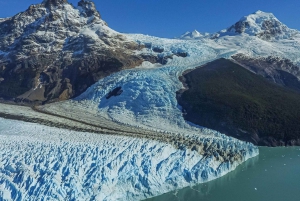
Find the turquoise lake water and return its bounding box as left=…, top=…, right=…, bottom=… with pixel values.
left=146, top=147, right=300, bottom=201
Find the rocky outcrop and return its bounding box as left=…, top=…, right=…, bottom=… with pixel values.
left=256, top=20, right=286, bottom=40
left=232, top=53, right=300, bottom=92
left=77, top=0, right=101, bottom=18
left=228, top=21, right=250, bottom=34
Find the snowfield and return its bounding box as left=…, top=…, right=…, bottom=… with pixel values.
left=0, top=118, right=258, bottom=201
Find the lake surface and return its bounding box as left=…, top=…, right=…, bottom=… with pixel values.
left=146, top=147, right=300, bottom=201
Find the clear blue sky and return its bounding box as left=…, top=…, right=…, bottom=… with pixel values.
left=0, top=0, right=299, bottom=38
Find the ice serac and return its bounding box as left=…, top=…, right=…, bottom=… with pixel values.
left=224, top=10, right=299, bottom=40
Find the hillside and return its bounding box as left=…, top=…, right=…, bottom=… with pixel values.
left=177, top=58, right=300, bottom=146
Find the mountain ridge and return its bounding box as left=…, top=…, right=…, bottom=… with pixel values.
left=0, top=0, right=149, bottom=103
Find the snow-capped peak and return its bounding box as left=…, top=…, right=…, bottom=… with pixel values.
left=189, top=30, right=202, bottom=37
left=0, top=0, right=144, bottom=101
left=179, top=30, right=210, bottom=39
left=225, top=10, right=299, bottom=40
left=0, top=0, right=118, bottom=53
left=179, top=10, right=299, bottom=41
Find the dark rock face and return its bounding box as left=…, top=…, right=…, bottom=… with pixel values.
left=174, top=51, right=188, bottom=58
left=140, top=50, right=188, bottom=65
left=228, top=21, right=250, bottom=34
left=78, top=0, right=101, bottom=18
left=177, top=58, right=300, bottom=146
left=0, top=0, right=149, bottom=104
left=106, top=87, right=123, bottom=99
left=43, top=0, right=68, bottom=8
left=257, top=20, right=287, bottom=40
left=227, top=18, right=287, bottom=39
left=152, top=47, right=164, bottom=53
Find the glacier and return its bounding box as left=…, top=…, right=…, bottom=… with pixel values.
left=47, top=30, right=300, bottom=135
left=0, top=118, right=258, bottom=201
left=3, top=7, right=300, bottom=201
left=45, top=35, right=237, bottom=134
left=23, top=34, right=260, bottom=200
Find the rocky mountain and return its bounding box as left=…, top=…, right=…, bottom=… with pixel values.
left=175, top=12, right=300, bottom=146
left=224, top=10, right=300, bottom=40
left=182, top=11, right=300, bottom=41
left=0, top=0, right=148, bottom=103
left=179, top=11, right=300, bottom=91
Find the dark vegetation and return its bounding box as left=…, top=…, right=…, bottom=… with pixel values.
left=177, top=58, right=300, bottom=146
